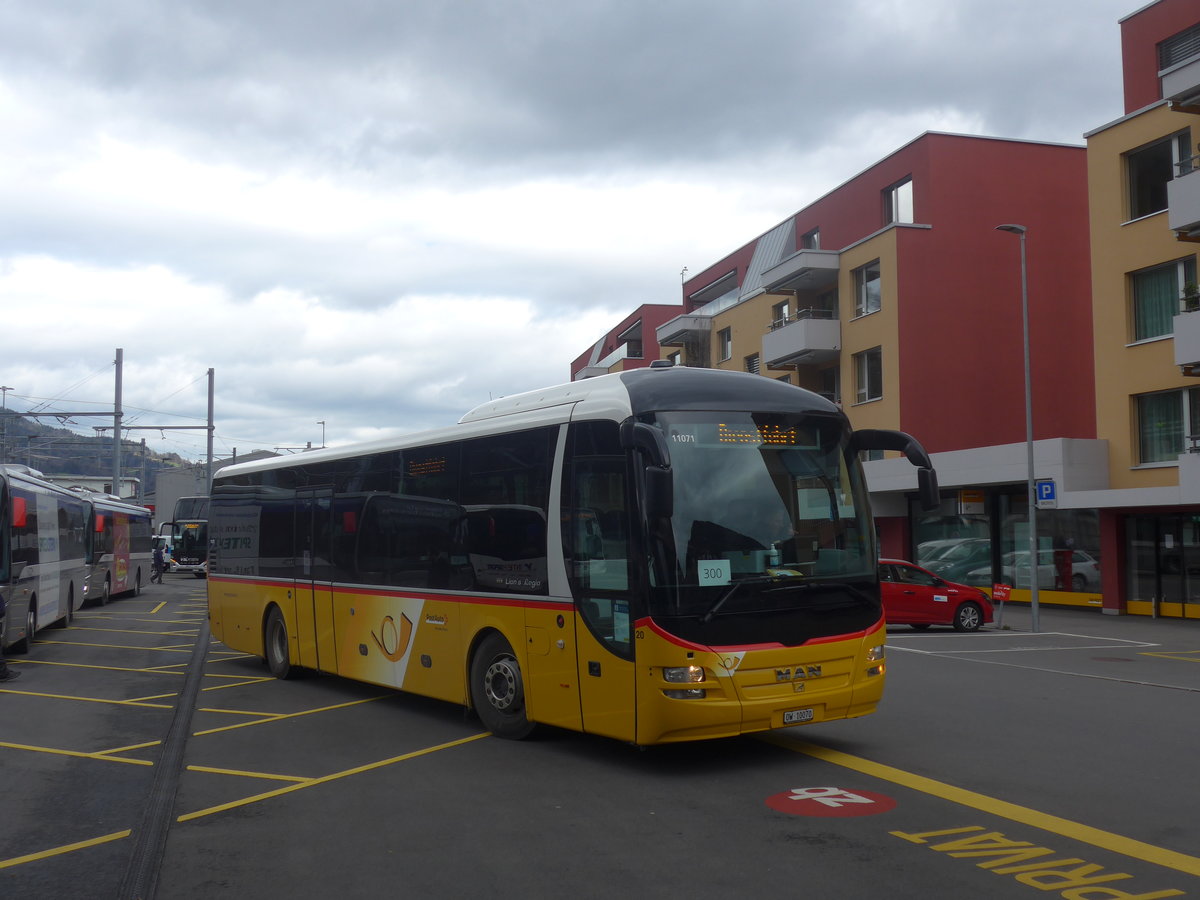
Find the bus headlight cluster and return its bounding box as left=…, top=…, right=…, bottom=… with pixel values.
left=865, top=644, right=885, bottom=677
left=662, top=665, right=705, bottom=699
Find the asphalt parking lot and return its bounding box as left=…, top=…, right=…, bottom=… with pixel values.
left=3, top=581, right=1199, bottom=899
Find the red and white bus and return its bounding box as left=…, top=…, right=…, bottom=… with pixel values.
left=207, top=366, right=936, bottom=745
left=81, top=493, right=154, bottom=605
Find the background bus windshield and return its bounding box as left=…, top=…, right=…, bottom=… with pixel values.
left=650, top=410, right=875, bottom=622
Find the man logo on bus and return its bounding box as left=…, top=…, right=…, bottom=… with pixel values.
left=372, top=614, right=414, bottom=663
left=776, top=665, right=822, bottom=683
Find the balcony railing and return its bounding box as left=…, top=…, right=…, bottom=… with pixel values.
left=1168, top=155, right=1200, bottom=241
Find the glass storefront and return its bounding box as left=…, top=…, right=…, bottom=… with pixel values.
left=910, top=490, right=1101, bottom=598
left=1126, top=514, right=1200, bottom=615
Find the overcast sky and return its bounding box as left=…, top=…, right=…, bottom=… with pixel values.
left=1, top=0, right=1137, bottom=464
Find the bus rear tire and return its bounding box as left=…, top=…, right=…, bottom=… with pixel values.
left=11, top=599, right=35, bottom=655
left=470, top=633, right=535, bottom=740
left=264, top=607, right=294, bottom=679
left=51, top=587, right=74, bottom=628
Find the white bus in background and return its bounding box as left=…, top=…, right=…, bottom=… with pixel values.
left=81, top=492, right=154, bottom=604
left=0, top=465, right=89, bottom=655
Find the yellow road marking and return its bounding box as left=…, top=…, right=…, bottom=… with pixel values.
left=192, top=695, right=391, bottom=735
left=0, top=830, right=132, bottom=870
left=32, top=640, right=194, bottom=653
left=0, top=741, right=154, bottom=766
left=178, top=732, right=491, bottom=822
left=763, top=734, right=1200, bottom=878
left=187, top=765, right=312, bottom=783
left=98, top=740, right=161, bottom=755
left=1142, top=650, right=1200, bottom=662
left=0, top=688, right=173, bottom=708
left=13, top=659, right=185, bottom=676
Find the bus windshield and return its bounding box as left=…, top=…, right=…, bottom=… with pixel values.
left=647, top=410, right=877, bottom=631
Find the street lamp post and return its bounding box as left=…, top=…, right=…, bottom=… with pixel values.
left=995, top=224, right=1040, bottom=633
left=317, top=420, right=326, bottom=449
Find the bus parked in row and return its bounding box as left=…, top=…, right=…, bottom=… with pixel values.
left=81, top=492, right=154, bottom=604
left=207, top=366, right=936, bottom=745
left=166, top=496, right=209, bottom=577
left=0, top=465, right=89, bottom=654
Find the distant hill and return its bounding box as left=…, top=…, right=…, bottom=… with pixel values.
left=0, top=414, right=189, bottom=494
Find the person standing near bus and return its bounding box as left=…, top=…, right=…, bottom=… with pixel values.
left=151, top=545, right=165, bottom=584
left=0, top=595, right=20, bottom=682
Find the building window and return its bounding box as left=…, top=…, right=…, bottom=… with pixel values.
left=1137, top=388, right=1200, bottom=463
left=800, top=227, right=820, bottom=250
left=717, top=327, right=732, bottom=361
left=1158, top=23, right=1200, bottom=71
left=1127, top=132, right=1191, bottom=220
left=1132, top=258, right=1197, bottom=341
left=771, top=299, right=790, bottom=328
left=853, top=347, right=882, bottom=404
left=776, top=374, right=792, bottom=384
left=821, top=367, right=840, bottom=405
left=854, top=260, right=882, bottom=317
left=666, top=350, right=681, bottom=366
left=883, top=177, right=914, bottom=225
left=744, top=353, right=760, bottom=375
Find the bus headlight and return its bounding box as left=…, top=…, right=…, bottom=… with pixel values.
left=865, top=645, right=885, bottom=677
left=663, top=665, right=705, bottom=699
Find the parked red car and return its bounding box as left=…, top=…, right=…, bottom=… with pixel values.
left=879, top=558, right=994, bottom=632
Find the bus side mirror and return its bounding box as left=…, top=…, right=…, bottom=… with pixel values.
left=849, top=428, right=940, bottom=512
left=645, top=466, right=673, bottom=520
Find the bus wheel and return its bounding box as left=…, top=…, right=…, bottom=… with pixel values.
left=133, top=572, right=142, bottom=596
left=11, top=599, right=35, bottom=655
left=470, top=633, right=535, bottom=740
left=264, top=607, right=294, bottom=679
left=52, top=587, right=74, bottom=628
left=99, top=578, right=111, bottom=607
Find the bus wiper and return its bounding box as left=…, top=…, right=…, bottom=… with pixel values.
left=700, top=574, right=800, bottom=624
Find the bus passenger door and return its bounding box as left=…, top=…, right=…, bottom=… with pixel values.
left=565, top=428, right=637, bottom=742
left=294, top=489, right=336, bottom=671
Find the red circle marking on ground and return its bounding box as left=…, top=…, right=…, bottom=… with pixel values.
left=765, top=786, right=897, bottom=817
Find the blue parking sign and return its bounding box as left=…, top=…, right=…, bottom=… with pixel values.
left=1036, top=479, right=1056, bottom=506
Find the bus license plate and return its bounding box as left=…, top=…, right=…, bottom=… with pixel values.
left=783, top=708, right=814, bottom=724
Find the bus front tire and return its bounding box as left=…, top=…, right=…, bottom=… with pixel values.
left=99, top=578, right=111, bottom=607
left=264, top=607, right=294, bottom=679
left=470, top=633, right=535, bottom=740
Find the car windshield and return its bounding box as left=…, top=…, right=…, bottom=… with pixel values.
left=644, top=410, right=877, bottom=635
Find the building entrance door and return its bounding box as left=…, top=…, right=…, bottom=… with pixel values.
left=1126, top=514, right=1200, bottom=617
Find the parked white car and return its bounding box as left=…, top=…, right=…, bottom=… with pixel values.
left=966, top=550, right=1100, bottom=592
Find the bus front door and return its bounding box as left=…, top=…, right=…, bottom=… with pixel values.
left=294, top=489, right=336, bottom=671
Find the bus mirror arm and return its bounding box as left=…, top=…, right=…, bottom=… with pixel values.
left=848, top=429, right=940, bottom=512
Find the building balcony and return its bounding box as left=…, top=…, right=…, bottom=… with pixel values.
left=762, top=309, right=841, bottom=368
left=759, top=249, right=840, bottom=293
left=573, top=342, right=642, bottom=380
left=1168, top=164, right=1200, bottom=241
left=657, top=313, right=712, bottom=347
left=1174, top=305, right=1200, bottom=375
left=1162, top=53, right=1200, bottom=114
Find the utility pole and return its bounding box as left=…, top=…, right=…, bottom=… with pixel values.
left=113, top=348, right=123, bottom=496
left=0, top=385, right=11, bottom=465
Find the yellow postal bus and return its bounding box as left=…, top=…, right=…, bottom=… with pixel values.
left=207, top=365, right=936, bottom=744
